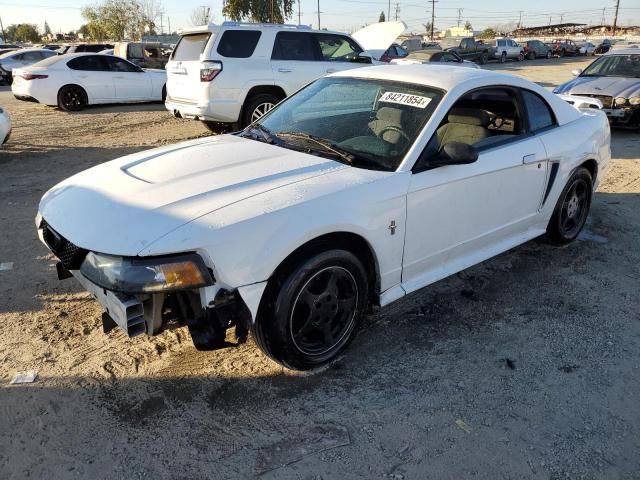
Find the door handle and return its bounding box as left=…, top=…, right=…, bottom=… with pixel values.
left=522, top=153, right=538, bottom=164
left=326, top=68, right=337, bottom=73
left=278, top=68, right=292, bottom=73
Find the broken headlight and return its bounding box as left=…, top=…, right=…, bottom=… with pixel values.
left=80, top=252, right=214, bottom=293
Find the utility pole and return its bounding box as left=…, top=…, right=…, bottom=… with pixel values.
left=388, top=0, right=391, bottom=24
left=560, top=14, right=564, bottom=24
left=0, top=16, right=5, bottom=42
left=612, top=0, right=620, bottom=36
left=271, top=0, right=274, bottom=23
left=317, top=0, right=321, bottom=29
left=428, top=0, right=438, bottom=40
left=168, top=17, right=171, bottom=34
left=298, top=1, right=301, bottom=24
left=601, top=8, right=606, bottom=25
left=457, top=8, right=462, bottom=27
left=394, top=3, right=400, bottom=21
left=200, top=6, right=210, bottom=24
left=518, top=11, right=523, bottom=28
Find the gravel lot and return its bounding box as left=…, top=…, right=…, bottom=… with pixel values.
left=1, top=56, right=639, bottom=479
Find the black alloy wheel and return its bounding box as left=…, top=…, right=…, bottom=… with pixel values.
left=546, top=167, right=593, bottom=245
left=57, top=85, right=87, bottom=111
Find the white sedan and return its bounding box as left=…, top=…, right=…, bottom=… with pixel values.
left=36, top=65, right=611, bottom=370
left=0, top=105, right=11, bottom=144
left=12, top=53, right=166, bottom=111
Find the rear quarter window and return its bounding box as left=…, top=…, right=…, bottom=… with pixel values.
left=216, top=30, right=261, bottom=58
left=172, top=32, right=212, bottom=61
left=522, top=90, right=556, bottom=132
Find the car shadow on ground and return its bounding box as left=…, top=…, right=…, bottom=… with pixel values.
left=2, top=191, right=639, bottom=478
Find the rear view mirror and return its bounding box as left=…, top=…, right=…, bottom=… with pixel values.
left=571, top=68, right=583, bottom=76
left=432, top=141, right=479, bottom=166
left=354, top=53, right=373, bottom=64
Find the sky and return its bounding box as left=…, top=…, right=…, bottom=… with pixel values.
left=1, top=0, right=639, bottom=36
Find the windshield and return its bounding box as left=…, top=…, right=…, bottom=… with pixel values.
left=581, top=54, right=640, bottom=78
left=240, top=77, right=444, bottom=172
left=171, top=32, right=212, bottom=61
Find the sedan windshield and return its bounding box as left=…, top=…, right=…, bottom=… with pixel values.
left=581, top=54, right=640, bottom=78
left=241, top=77, right=444, bottom=171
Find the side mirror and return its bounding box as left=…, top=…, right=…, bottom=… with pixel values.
left=571, top=68, right=582, bottom=76
left=431, top=142, right=479, bottom=167
left=354, top=53, right=373, bottom=64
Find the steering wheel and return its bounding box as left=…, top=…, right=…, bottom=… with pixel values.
left=378, top=125, right=411, bottom=144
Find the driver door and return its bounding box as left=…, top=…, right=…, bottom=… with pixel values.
left=401, top=87, right=549, bottom=294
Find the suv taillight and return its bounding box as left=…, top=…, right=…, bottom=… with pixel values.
left=200, top=61, right=222, bottom=82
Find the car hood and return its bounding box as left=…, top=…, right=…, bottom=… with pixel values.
left=555, top=75, right=640, bottom=98
left=352, top=21, right=406, bottom=60
left=39, top=135, right=350, bottom=256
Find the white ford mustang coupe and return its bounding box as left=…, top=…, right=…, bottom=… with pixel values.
left=12, top=53, right=166, bottom=111
left=37, top=65, right=610, bottom=370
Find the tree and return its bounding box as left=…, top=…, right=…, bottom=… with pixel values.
left=464, top=21, right=472, bottom=32
left=379, top=11, right=385, bottom=22
left=223, top=0, right=295, bottom=24
left=477, top=27, right=497, bottom=39
left=6, top=24, right=40, bottom=42
left=81, top=0, right=163, bottom=40
left=190, top=6, right=210, bottom=26
left=43, top=21, right=52, bottom=36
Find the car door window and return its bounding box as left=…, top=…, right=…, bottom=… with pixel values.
left=417, top=87, right=526, bottom=170
left=316, top=33, right=362, bottom=61
left=217, top=30, right=262, bottom=58
left=440, top=52, right=458, bottom=62
left=272, top=32, right=318, bottom=61
left=103, top=56, right=139, bottom=72
left=67, top=55, right=107, bottom=71
left=12, top=53, right=24, bottom=61
left=498, top=40, right=505, bottom=47
left=522, top=90, right=556, bottom=133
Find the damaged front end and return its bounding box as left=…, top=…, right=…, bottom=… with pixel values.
left=38, top=218, right=256, bottom=350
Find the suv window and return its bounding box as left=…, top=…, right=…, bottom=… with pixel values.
left=522, top=90, right=556, bottom=132
left=172, top=33, right=212, bottom=61
left=316, top=33, right=362, bottom=61
left=103, top=56, right=139, bottom=72
left=129, top=44, right=144, bottom=58
left=67, top=55, right=106, bottom=71
left=217, top=30, right=261, bottom=58
left=272, top=32, right=317, bottom=61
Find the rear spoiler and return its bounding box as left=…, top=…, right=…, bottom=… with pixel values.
left=557, top=94, right=603, bottom=110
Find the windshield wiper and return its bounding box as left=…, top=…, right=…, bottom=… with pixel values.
left=241, top=123, right=280, bottom=145
left=276, top=131, right=356, bottom=165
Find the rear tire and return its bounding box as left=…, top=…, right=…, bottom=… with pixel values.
left=561, top=48, right=566, bottom=57
left=241, top=93, right=280, bottom=128
left=252, top=249, right=369, bottom=370
left=546, top=50, right=552, bottom=59
left=528, top=51, right=536, bottom=60
left=57, top=84, right=87, bottom=112
left=545, top=167, right=593, bottom=245
left=500, top=52, right=506, bottom=63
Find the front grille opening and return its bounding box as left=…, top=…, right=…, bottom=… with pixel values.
left=41, top=220, right=88, bottom=270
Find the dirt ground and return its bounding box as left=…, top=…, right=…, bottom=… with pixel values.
left=1, top=56, right=639, bottom=479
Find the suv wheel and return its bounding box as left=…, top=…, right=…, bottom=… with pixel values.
left=252, top=249, right=369, bottom=370
left=479, top=52, right=488, bottom=65
left=242, top=93, right=280, bottom=127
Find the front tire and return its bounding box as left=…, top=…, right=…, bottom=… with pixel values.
left=545, top=167, right=593, bottom=245
left=252, top=250, right=369, bottom=370
left=500, top=52, right=506, bottom=63
left=57, top=85, right=88, bottom=111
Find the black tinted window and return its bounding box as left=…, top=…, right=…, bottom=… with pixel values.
left=67, top=55, right=106, bottom=71
left=522, top=90, right=555, bottom=132
left=172, top=33, right=211, bottom=61
left=103, top=56, right=138, bottom=72
left=272, top=32, right=317, bottom=61
left=216, top=30, right=261, bottom=58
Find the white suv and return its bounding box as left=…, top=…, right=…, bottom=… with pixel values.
left=493, top=38, right=524, bottom=63
left=165, top=21, right=404, bottom=131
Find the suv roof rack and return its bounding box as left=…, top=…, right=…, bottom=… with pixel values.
left=220, top=21, right=312, bottom=30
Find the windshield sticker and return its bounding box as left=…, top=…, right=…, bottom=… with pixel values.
left=379, top=92, right=432, bottom=109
